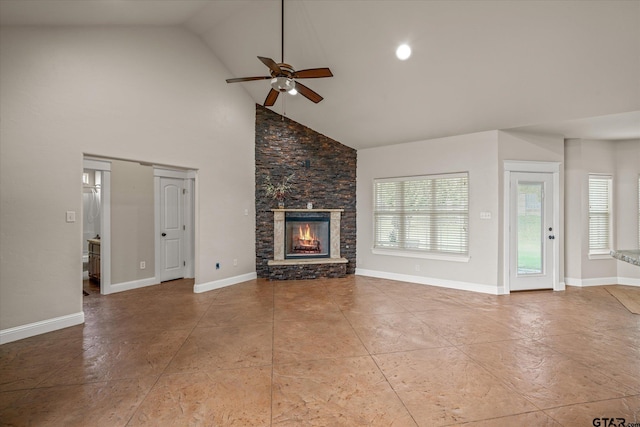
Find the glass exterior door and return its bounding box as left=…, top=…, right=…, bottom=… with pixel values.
left=517, top=182, right=544, bottom=275
left=510, top=172, right=554, bottom=291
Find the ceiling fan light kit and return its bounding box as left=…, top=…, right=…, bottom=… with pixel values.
left=271, top=76, right=296, bottom=93
left=225, top=0, right=332, bottom=107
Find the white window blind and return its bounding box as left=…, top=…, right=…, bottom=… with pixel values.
left=374, top=173, right=469, bottom=255
left=588, top=174, right=612, bottom=255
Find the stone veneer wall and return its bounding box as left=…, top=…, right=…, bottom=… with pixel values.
left=255, top=105, right=357, bottom=279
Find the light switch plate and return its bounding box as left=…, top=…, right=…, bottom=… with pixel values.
left=66, top=211, right=76, bottom=223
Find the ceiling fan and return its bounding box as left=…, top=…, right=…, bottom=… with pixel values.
left=225, top=0, right=333, bottom=106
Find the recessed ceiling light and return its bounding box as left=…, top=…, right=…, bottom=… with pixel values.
left=396, top=44, right=411, bottom=60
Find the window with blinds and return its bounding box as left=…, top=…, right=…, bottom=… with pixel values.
left=588, top=174, right=613, bottom=255
left=374, top=173, right=469, bottom=255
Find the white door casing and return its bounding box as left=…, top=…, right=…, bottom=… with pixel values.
left=503, top=161, right=562, bottom=293
left=509, top=172, right=553, bottom=291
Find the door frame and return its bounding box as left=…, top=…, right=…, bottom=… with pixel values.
left=503, top=160, right=563, bottom=293
left=83, top=157, right=112, bottom=295
left=154, top=168, right=196, bottom=282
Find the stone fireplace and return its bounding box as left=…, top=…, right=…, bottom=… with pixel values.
left=268, top=209, right=348, bottom=277
left=255, top=105, right=356, bottom=279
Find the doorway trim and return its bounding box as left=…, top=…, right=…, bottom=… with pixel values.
left=83, top=157, right=112, bottom=295
left=503, top=160, right=563, bottom=294
left=154, top=168, right=196, bottom=282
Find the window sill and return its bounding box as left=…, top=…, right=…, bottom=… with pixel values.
left=588, top=252, right=613, bottom=260
left=372, top=248, right=470, bottom=262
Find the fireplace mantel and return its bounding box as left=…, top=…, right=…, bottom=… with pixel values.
left=268, top=208, right=348, bottom=266
left=270, top=209, right=345, bottom=213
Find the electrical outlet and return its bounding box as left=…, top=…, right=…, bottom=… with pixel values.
left=140, top=261, right=146, bottom=269
left=233, top=259, right=238, bottom=266
left=415, top=264, right=421, bottom=272
left=216, top=262, right=220, bottom=270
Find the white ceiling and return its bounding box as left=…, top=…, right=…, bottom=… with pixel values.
left=1, top=0, right=639, bottom=149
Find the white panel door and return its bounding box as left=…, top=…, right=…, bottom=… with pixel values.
left=160, top=177, right=184, bottom=282
left=509, top=172, right=554, bottom=291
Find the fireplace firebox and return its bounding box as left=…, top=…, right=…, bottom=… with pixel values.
left=269, top=208, right=346, bottom=271
left=285, top=214, right=330, bottom=259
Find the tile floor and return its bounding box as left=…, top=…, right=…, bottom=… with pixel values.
left=1, top=276, right=639, bottom=426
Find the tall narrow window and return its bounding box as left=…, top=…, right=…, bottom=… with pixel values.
left=374, top=173, right=469, bottom=256
left=638, top=175, right=640, bottom=248
left=588, top=174, right=613, bottom=256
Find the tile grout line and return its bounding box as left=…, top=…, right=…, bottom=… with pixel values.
left=453, top=341, right=545, bottom=415
left=529, top=335, right=640, bottom=399
left=270, top=280, right=276, bottom=427
left=121, top=280, right=222, bottom=427
left=454, top=338, right=640, bottom=423
left=331, top=283, right=420, bottom=427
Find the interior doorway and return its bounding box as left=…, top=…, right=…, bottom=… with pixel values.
left=81, top=157, right=195, bottom=295
left=82, top=158, right=111, bottom=295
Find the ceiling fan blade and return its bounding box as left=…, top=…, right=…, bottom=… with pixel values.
left=264, top=89, right=280, bottom=106
left=294, top=82, right=323, bottom=103
left=293, top=68, right=333, bottom=79
left=226, top=76, right=271, bottom=83
left=258, top=56, right=282, bottom=75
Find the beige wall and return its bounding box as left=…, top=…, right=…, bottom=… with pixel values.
left=614, top=140, right=640, bottom=279
left=110, top=160, right=155, bottom=284
left=497, top=131, right=566, bottom=285
left=564, top=138, right=640, bottom=284
left=0, top=27, right=256, bottom=332
left=357, top=131, right=501, bottom=290
left=564, top=140, right=583, bottom=280
left=357, top=130, right=566, bottom=292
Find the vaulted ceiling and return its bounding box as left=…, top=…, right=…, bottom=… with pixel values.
left=1, top=0, right=639, bottom=149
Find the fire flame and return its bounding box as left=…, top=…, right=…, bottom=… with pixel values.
left=298, top=224, right=316, bottom=242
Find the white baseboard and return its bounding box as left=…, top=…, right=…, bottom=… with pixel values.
left=194, top=272, right=258, bottom=294
left=565, top=276, right=640, bottom=287
left=617, top=277, right=640, bottom=286
left=355, top=268, right=500, bottom=295
left=565, top=277, right=616, bottom=286
left=109, top=277, right=158, bottom=294
left=0, top=312, right=85, bottom=345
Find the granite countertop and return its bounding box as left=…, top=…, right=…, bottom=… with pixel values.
left=610, top=249, right=640, bottom=267
left=87, top=238, right=101, bottom=245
